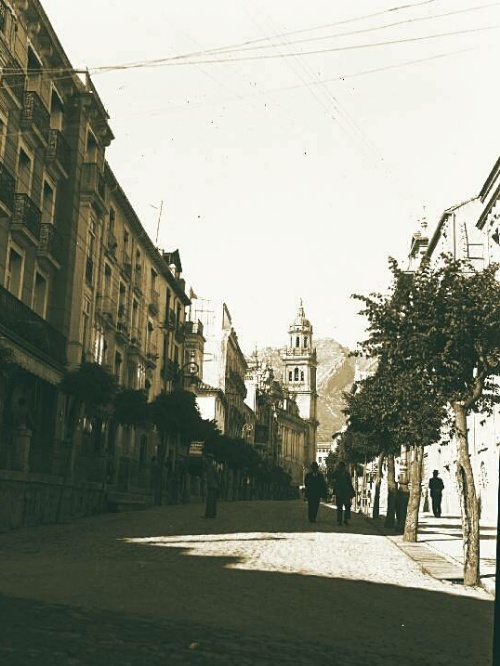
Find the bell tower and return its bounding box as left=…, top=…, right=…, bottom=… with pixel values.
left=280, top=300, right=318, bottom=464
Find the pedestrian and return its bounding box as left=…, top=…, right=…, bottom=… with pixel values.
left=332, top=461, right=355, bottom=526
left=428, top=469, right=444, bottom=517
left=203, top=453, right=219, bottom=519
left=304, top=461, right=327, bottom=523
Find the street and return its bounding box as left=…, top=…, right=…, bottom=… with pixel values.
left=0, top=500, right=494, bottom=666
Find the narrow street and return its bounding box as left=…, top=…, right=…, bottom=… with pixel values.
left=0, top=500, right=494, bottom=666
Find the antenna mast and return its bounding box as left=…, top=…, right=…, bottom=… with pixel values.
left=155, top=200, right=164, bottom=246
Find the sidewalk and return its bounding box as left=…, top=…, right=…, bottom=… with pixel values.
left=415, top=512, right=497, bottom=595
left=359, top=507, right=497, bottom=596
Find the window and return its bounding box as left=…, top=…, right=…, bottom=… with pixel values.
left=50, top=89, right=64, bottom=131
left=17, top=147, right=33, bottom=195
left=81, top=297, right=92, bottom=361
left=300, top=370, right=304, bottom=381
left=6, top=247, right=24, bottom=297
left=41, top=179, right=55, bottom=222
left=294, top=367, right=299, bottom=381
left=86, top=129, right=98, bottom=162
left=288, top=371, right=292, bottom=381
left=0, top=109, right=7, bottom=159
left=32, top=271, right=48, bottom=318
left=304, top=337, right=308, bottom=348
left=295, top=336, right=300, bottom=348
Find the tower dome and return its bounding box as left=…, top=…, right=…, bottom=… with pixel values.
left=289, top=299, right=312, bottom=333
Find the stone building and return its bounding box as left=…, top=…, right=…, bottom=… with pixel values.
left=186, top=298, right=248, bottom=439
left=0, top=0, right=191, bottom=528
left=405, top=167, right=498, bottom=522
left=244, top=357, right=307, bottom=488
left=280, top=301, right=319, bottom=467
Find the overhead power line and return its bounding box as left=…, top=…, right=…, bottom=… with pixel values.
left=90, top=24, right=500, bottom=73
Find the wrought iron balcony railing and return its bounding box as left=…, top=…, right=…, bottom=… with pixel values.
left=0, top=283, right=67, bottom=365
left=38, top=223, right=63, bottom=264
left=21, top=91, right=50, bottom=137
left=46, top=130, right=71, bottom=173
left=3, top=58, right=25, bottom=102
left=12, top=193, right=41, bottom=240
left=81, top=162, right=106, bottom=202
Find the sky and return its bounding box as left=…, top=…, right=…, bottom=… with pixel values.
left=41, top=0, right=500, bottom=352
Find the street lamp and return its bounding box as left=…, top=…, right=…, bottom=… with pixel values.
left=181, top=352, right=200, bottom=390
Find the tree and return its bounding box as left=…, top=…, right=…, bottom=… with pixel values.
left=355, top=256, right=500, bottom=586
left=57, top=362, right=118, bottom=519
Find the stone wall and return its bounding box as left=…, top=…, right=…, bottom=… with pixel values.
left=0, top=471, right=106, bottom=532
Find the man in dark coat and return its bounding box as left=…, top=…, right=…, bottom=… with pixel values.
left=333, top=461, right=355, bottom=526
left=429, top=469, right=444, bottom=517
left=304, top=462, right=328, bottom=523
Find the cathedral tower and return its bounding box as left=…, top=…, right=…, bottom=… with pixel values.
left=280, top=300, right=319, bottom=464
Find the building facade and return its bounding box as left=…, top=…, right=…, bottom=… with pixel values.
left=405, top=168, right=498, bottom=522
left=280, top=301, right=319, bottom=466
left=0, top=0, right=192, bottom=527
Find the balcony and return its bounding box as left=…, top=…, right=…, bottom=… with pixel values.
left=85, top=257, right=94, bottom=285
left=80, top=163, right=106, bottom=210
left=146, top=346, right=159, bottom=369
left=0, top=161, right=15, bottom=211
left=37, top=223, right=63, bottom=267
left=116, top=321, right=129, bottom=344
left=128, top=329, right=142, bottom=354
left=3, top=58, right=25, bottom=103
left=148, top=288, right=160, bottom=316
left=21, top=91, right=50, bottom=138
left=0, top=284, right=67, bottom=365
left=46, top=129, right=71, bottom=174
left=105, top=231, right=118, bottom=258
left=11, top=193, right=41, bottom=242
left=184, top=320, right=204, bottom=337
left=96, top=295, right=115, bottom=327
left=162, top=357, right=179, bottom=381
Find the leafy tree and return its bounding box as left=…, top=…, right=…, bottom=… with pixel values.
left=57, top=362, right=118, bottom=519
left=355, top=256, right=500, bottom=586
left=113, top=388, right=148, bottom=428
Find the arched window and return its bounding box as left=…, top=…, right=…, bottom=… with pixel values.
left=300, top=370, right=304, bottom=381
left=304, top=337, right=308, bottom=348
left=288, top=371, right=293, bottom=381
left=295, top=336, right=300, bottom=347
left=294, top=367, right=299, bottom=381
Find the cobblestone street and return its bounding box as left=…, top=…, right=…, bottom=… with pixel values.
left=0, top=500, right=494, bottom=665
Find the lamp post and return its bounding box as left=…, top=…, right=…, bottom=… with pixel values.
left=181, top=352, right=200, bottom=392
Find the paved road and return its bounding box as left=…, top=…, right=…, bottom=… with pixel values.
left=0, top=500, right=494, bottom=665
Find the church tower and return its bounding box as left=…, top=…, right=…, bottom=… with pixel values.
left=280, top=300, right=319, bottom=465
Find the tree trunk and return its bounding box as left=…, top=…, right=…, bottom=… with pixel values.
left=385, top=454, right=397, bottom=528
left=403, top=445, right=424, bottom=542
left=452, top=401, right=480, bottom=587
left=372, top=454, right=384, bottom=519
left=56, top=397, right=81, bottom=522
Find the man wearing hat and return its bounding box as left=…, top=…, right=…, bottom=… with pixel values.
left=428, top=469, right=444, bottom=517
left=204, top=453, right=219, bottom=518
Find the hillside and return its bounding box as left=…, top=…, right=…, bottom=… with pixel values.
left=256, top=338, right=375, bottom=444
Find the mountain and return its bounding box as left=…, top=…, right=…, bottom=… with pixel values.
left=256, top=339, right=376, bottom=444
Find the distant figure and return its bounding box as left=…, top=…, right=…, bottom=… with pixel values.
left=429, top=470, right=444, bottom=517
left=203, top=453, right=219, bottom=518
left=333, top=461, right=355, bottom=526
left=304, top=462, right=327, bottom=523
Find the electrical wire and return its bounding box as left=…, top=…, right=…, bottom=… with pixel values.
left=89, top=23, right=500, bottom=72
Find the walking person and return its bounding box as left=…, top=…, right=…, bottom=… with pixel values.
left=333, top=461, right=355, bottom=526
left=428, top=469, right=444, bottom=517
left=203, top=453, right=219, bottom=519
left=304, top=461, right=327, bottom=523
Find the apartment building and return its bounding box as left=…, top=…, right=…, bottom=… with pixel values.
left=0, top=0, right=191, bottom=527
